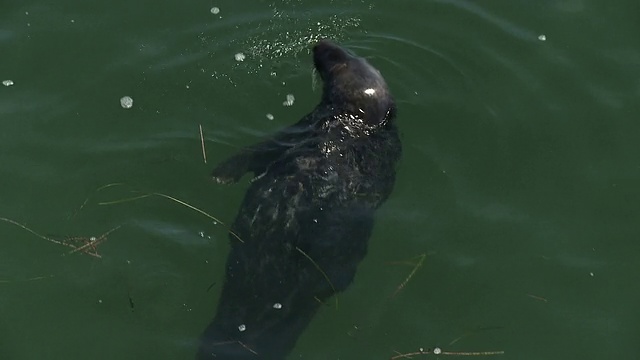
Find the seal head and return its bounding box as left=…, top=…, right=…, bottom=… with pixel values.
left=313, top=40, right=395, bottom=130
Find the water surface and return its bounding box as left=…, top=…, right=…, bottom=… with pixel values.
left=1, top=0, right=638, bottom=359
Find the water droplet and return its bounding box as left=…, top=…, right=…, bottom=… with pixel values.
left=282, top=94, right=295, bottom=106
left=234, top=52, right=246, bottom=62
left=433, top=347, right=442, bottom=355
left=238, top=324, right=246, bottom=332
left=273, top=303, right=282, bottom=309
left=120, top=96, right=133, bottom=109
left=210, top=7, right=220, bottom=15
left=266, top=113, right=274, bottom=120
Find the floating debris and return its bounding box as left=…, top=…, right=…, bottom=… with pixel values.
left=120, top=96, right=133, bottom=109
left=282, top=94, right=295, bottom=106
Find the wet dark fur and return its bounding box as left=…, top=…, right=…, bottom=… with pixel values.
left=197, top=40, right=401, bottom=359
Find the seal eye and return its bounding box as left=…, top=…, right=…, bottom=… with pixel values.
left=329, top=63, right=347, bottom=74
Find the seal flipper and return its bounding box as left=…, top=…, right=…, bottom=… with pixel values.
left=211, top=120, right=315, bottom=184
left=210, top=151, right=253, bottom=184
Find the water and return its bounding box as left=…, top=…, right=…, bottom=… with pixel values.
left=1, top=0, right=638, bottom=359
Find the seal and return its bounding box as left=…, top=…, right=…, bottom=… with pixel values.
left=197, top=40, right=401, bottom=359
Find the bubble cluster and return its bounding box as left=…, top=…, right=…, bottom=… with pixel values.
left=282, top=94, right=295, bottom=106
left=120, top=96, right=133, bottom=109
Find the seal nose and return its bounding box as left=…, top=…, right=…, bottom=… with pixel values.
left=313, top=39, right=343, bottom=54
left=313, top=40, right=351, bottom=68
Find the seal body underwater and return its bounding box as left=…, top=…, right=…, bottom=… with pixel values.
left=197, top=40, right=402, bottom=359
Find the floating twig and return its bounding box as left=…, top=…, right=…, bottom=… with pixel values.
left=526, top=293, right=548, bottom=302
left=210, top=340, right=258, bottom=356
left=296, top=246, right=338, bottom=309
left=70, top=182, right=126, bottom=219
left=448, top=326, right=504, bottom=346
left=391, top=253, right=426, bottom=298
left=96, top=185, right=244, bottom=243
left=391, top=347, right=504, bottom=359
left=0, top=274, right=55, bottom=283
left=199, top=124, right=207, bottom=164
left=1, top=216, right=121, bottom=258
left=238, top=341, right=258, bottom=356
left=66, top=225, right=121, bottom=258
left=0, top=217, right=65, bottom=246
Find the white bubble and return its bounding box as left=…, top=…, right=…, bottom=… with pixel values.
left=282, top=94, right=295, bottom=106
left=120, top=96, right=134, bottom=109
left=234, top=52, right=246, bottom=62
left=538, top=34, right=547, bottom=41
left=2, top=80, right=14, bottom=87
left=433, top=347, right=442, bottom=355
left=210, top=7, right=220, bottom=15
left=238, top=324, right=246, bottom=332
left=266, top=113, right=274, bottom=120
left=89, top=236, right=97, bottom=242
left=273, top=303, right=282, bottom=309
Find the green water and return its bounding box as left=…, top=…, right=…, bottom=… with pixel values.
left=1, top=0, right=638, bottom=359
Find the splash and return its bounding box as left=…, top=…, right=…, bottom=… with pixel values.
left=231, top=1, right=366, bottom=72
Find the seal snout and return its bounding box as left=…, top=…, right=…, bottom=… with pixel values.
left=312, top=39, right=353, bottom=76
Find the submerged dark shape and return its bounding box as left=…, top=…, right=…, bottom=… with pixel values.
left=197, top=40, right=401, bottom=359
